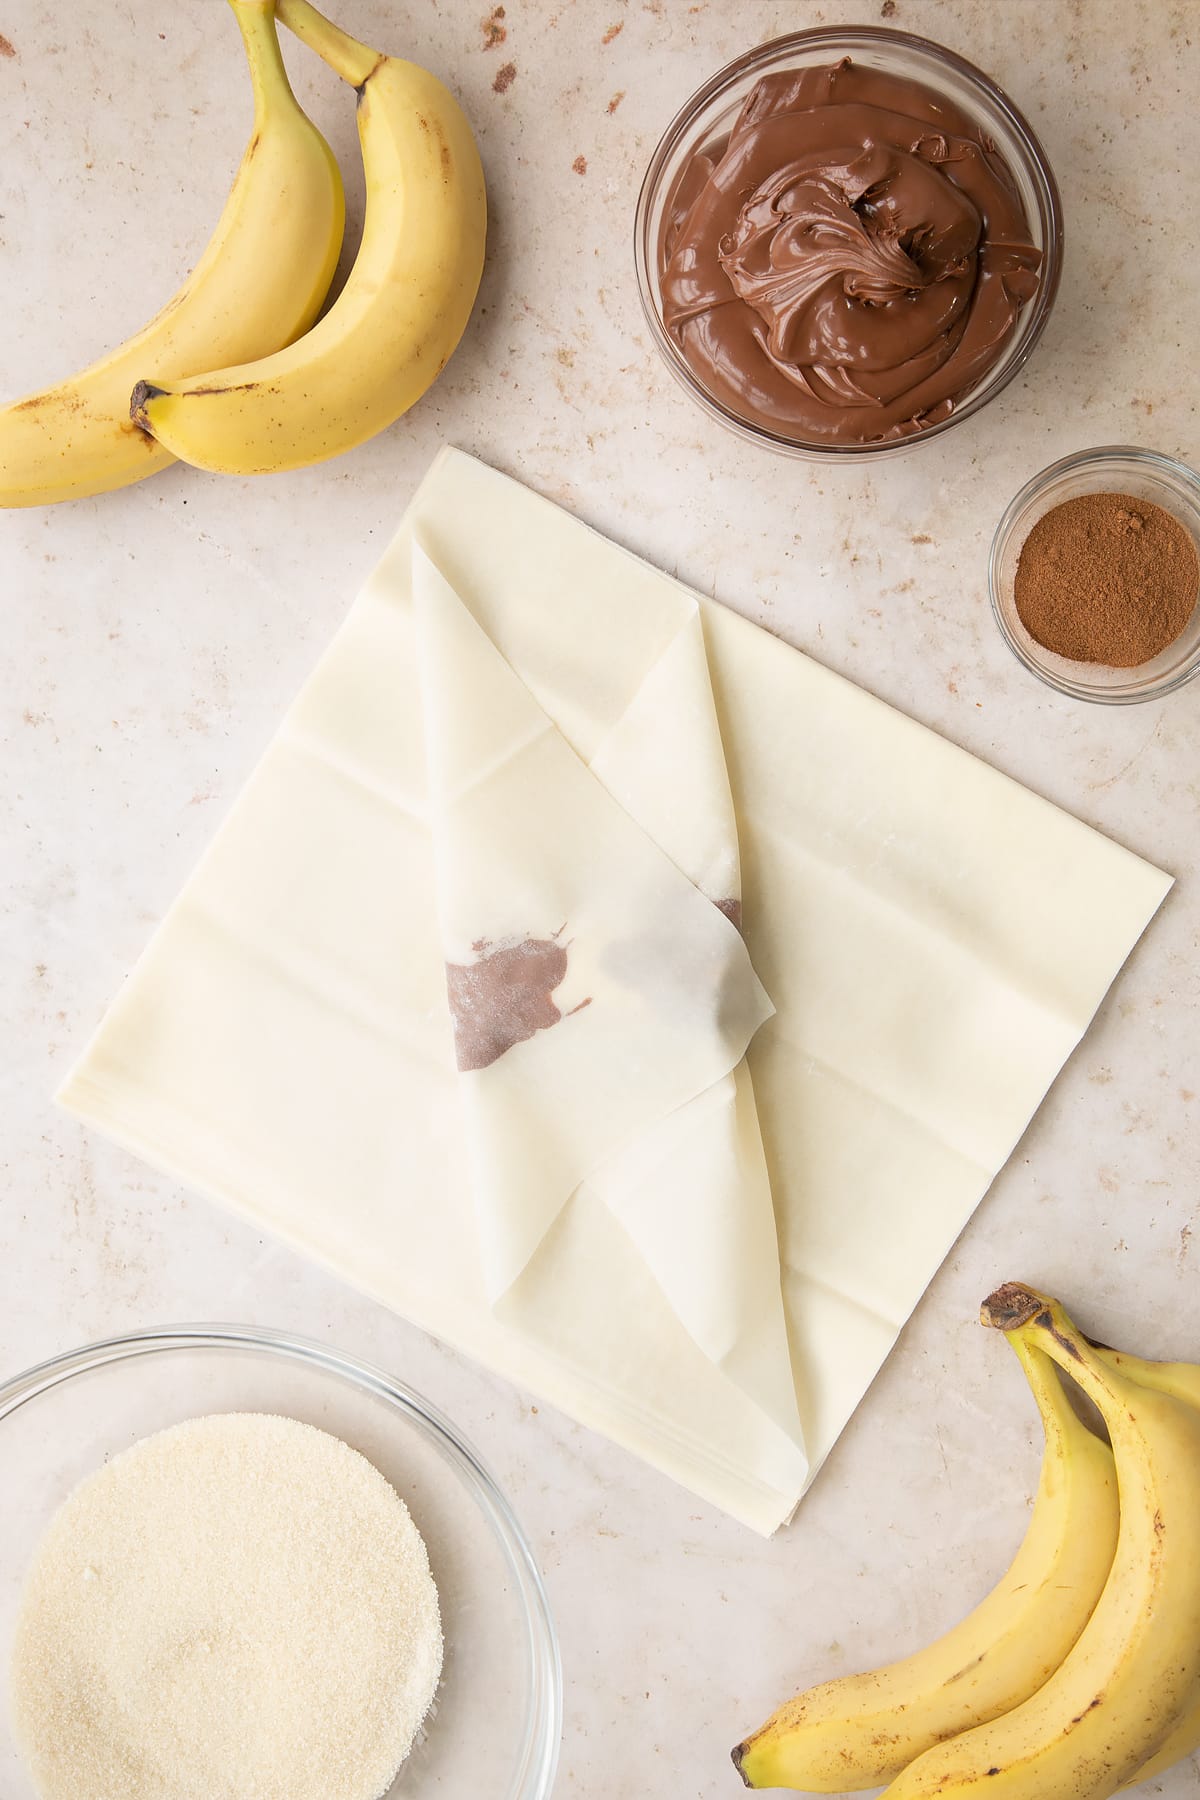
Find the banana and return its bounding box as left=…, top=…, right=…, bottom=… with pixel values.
left=1090, top=1346, right=1200, bottom=1789
left=879, top=1284, right=1200, bottom=1800
left=129, top=0, right=486, bottom=475
left=0, top=1, right=344, bottom=508
left=732, top=1336, right=1119, bottom=1791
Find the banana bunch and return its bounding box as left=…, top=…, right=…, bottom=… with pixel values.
left=0, top=0, right=485, bottom=507
left=734, top=1283, right=1200, bottom=1799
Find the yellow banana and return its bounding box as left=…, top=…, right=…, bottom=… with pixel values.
left=0, top=1, right=344, bottom=508
left=880, top=1285, right=1200, bottom=1800
left=1089, top=1346, right=1200, bottom=1789
left=130, top=0, right=486, bottom=475
left=732, top=1336, right=1118, bottom=1791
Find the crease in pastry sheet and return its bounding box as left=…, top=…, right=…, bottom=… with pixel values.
left=58, top=448, right=1172, bottom=1534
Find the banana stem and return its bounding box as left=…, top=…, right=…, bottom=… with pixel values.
left=983, top=1284, right=1122, bottom=1417
left=1008, top=1333, right=1082, bottom=1448
left=275, top=0, right=383, bottom=88
left=226, top=1, right=292, bottom=117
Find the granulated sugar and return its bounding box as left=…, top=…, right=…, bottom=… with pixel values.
left=10, top=1413, right=443, bottom=1800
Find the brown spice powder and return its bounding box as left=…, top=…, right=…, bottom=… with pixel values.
left=1013, top=491, right=1198, bottom=667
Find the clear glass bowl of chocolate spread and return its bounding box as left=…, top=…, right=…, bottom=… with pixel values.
left=635, top=27, right=1062, bottom=459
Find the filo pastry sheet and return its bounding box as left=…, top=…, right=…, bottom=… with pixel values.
left=59, top=449, right=1171, bottom=1533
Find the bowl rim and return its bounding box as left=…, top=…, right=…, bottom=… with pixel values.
left=633, top=23, right=1064, bottom=462
left=0, top=1322, right=563, bottom=1800
left=987, top=443, right=1200, bottom=704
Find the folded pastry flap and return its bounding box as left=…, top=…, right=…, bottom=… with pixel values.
left=502, top=1183, right=810, bottom=1507
left=583, top=1062, right=804, bottom=1440
left=400, top=449, right=700, bottom=765
left=586, top=607, right=742, bottom=906
left=411, top=548, right=799, bottom=1446
left=391, top=466, right=745, bottom=907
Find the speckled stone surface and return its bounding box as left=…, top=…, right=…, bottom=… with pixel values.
left=1, top=2, right=1198, bottom=1794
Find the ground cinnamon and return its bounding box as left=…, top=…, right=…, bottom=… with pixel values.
left=1013, top=491, right=1198, bottom=667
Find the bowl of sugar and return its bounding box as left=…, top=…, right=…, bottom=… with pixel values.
left=0, top=1325, right=561, bottom=1800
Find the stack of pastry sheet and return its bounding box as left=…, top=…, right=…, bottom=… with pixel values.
left=60, top=450, right=1170, bottom=1533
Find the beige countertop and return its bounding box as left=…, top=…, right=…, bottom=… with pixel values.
left=1, top=1, right=1198, bottom=1794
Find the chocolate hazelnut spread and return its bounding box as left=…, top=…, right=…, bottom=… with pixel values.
left=446, top=934, right=590, bottom=1071
left=659, top=58, right=1043, bottom=444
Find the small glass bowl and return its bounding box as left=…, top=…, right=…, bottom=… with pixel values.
left=634, top=26, right=1063, bottom=461
left=0, top=1326, right=561, bottom=1800
left=989, top=446, right=1200, bottom=703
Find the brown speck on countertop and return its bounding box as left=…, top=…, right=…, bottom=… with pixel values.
left=607, top=91, right=625, bottom=113
left=601, top=20, right=623, bottom=43
left=911, top=533, right=933, bottom=544
left=880, top=0, right=897, bottom=14
left=0, top=33, right=16, bottom=55
left=481, top=6, right=507, bottom=48
left=556, top=347, right=575, bottom=367
left=572, top=154, right=587, bottom=174
left=493, top=59, right=516, bottom=92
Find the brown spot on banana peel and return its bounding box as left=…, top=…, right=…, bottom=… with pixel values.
left=1034, top=1308, right=1085, bottom=1362
left=943, top=1650, right=987, bottom=1685
left=13, top=391, right=87, bottom=415
left=172, top=382, right=264, bottom=397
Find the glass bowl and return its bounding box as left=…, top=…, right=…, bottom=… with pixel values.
left=634, top=26, right=1063, bottom=461
left=0, top=1325, right=561, bottom=1800
left=989, top=446, right=1200, bottom=703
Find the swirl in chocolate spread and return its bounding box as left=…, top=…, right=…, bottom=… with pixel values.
left=659, top=59, right=1042, bottom=444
